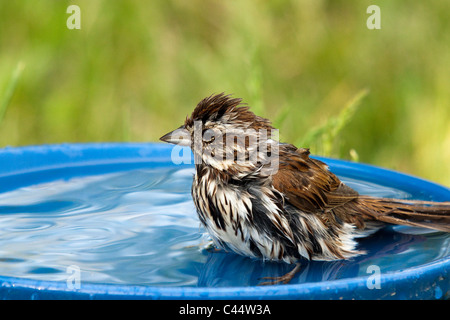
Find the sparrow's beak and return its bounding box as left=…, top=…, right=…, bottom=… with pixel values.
left=159, top=125, right=191, bottom=146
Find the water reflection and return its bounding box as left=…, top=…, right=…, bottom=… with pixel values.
left=197, top=228, right=429, bottom=287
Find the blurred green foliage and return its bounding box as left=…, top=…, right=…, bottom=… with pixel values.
left=0, top=1, right=449, bottom=186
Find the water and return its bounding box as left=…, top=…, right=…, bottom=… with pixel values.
left=0, top=166, right=448, bottom=287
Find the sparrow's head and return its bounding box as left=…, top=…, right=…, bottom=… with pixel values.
left=160, top=93, right=278, bottom=174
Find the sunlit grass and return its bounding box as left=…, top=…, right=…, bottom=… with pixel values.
left=0, top=1, right=448, bottom=186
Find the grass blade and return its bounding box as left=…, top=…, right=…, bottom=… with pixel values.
left=297, top=88, right=369, bottom=157
left=0, top=62, right=25, bottom=125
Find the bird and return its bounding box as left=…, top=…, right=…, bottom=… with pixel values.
left=160, top=93, right=450, bottom=284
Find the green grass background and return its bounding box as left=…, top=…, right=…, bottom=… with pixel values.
left=0, top=1, right=449, bottom=186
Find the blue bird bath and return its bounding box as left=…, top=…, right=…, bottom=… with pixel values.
left=0, top=143, right=448, bottom=299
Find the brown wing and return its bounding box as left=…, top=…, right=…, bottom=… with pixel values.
left=272, top=145, right=367, bottom=228
left=272, top=144, right=450, bottom=232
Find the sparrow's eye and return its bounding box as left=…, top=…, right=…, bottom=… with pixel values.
left=203, top=128, right=217, bottom=144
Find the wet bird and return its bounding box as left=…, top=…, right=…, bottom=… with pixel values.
left=160, top=93, right=450, bottom=284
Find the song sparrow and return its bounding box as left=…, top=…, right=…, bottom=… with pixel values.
left=160, top=93, right=450, bottom=284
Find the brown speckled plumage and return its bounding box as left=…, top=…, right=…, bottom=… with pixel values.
left=161, top=93, right=450, bottom=284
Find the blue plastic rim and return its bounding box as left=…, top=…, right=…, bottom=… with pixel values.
left=0, top=143, right=449, bottom=300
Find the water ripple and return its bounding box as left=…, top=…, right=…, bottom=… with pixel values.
left=0, top=167, right=447, bottom=287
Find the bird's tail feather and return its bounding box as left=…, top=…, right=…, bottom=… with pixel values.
left=358, top=196, right=450, bottom=232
